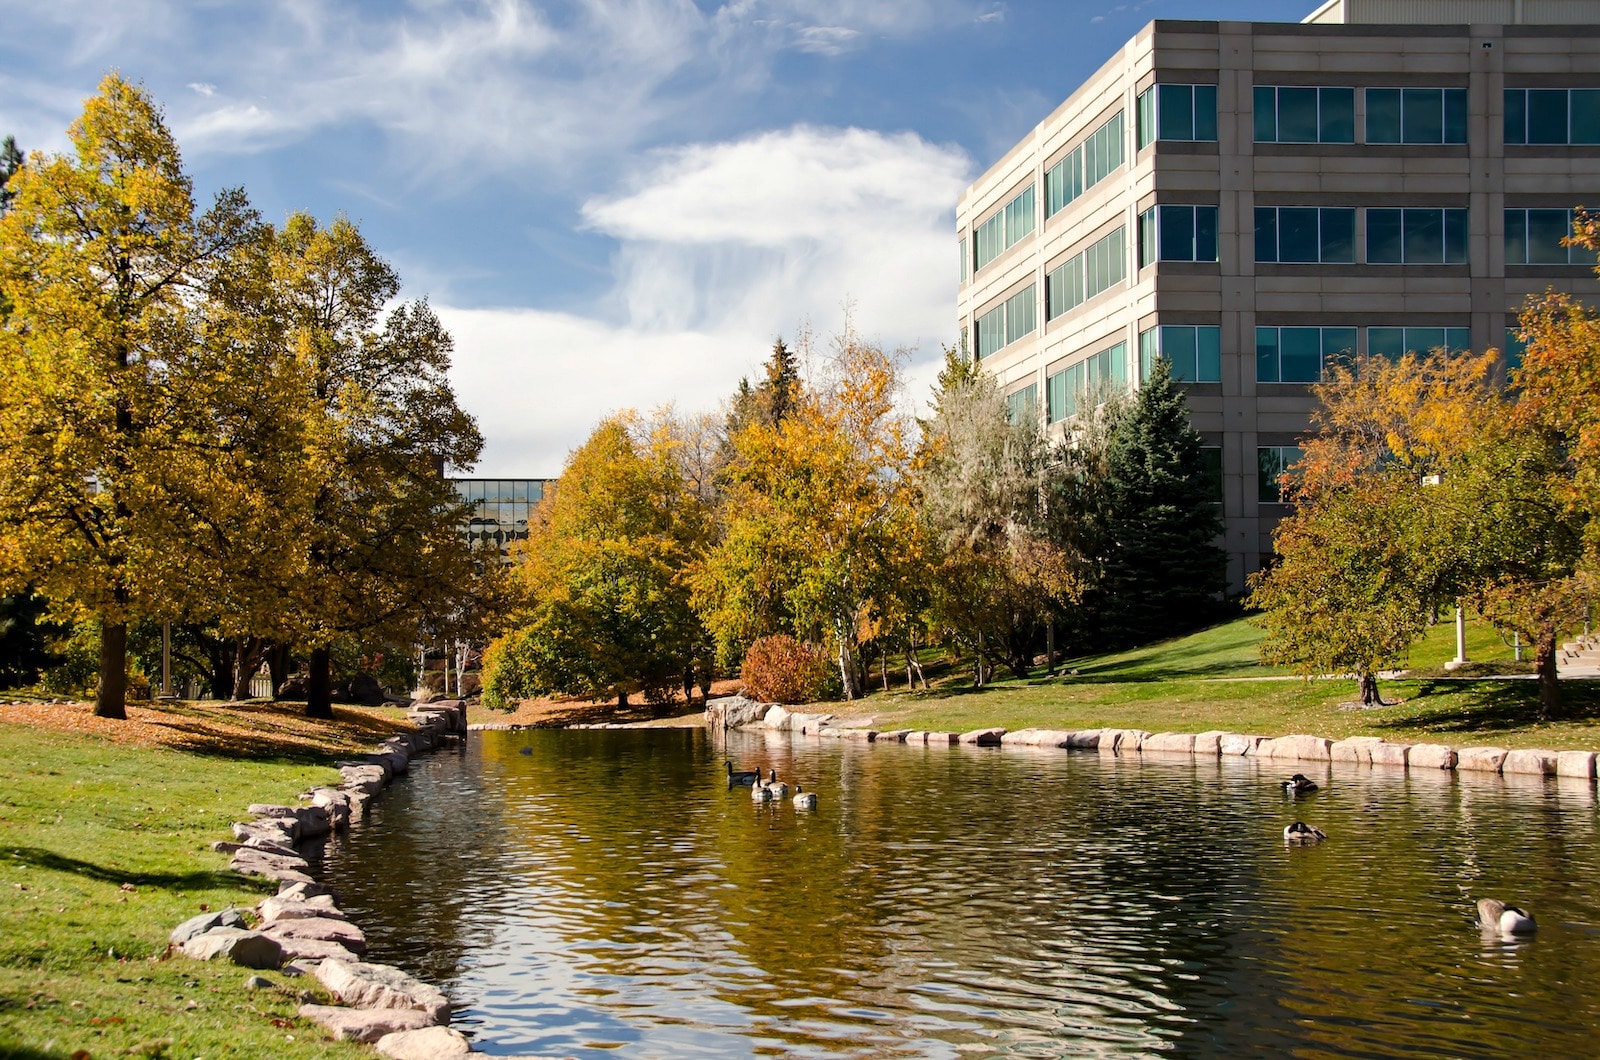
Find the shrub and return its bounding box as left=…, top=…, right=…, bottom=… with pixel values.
left=740, top=635, right=837, bottom=705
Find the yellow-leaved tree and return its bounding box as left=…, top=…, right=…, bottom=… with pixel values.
left=0, top=75, right=270, bottom=718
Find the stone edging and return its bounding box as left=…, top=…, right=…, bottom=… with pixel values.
left=705, top=695, right=1599, bottom=782
left=166, top=700, right=482, bottom=1058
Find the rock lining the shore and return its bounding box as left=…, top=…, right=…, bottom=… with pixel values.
left=705, top=695, right=1600, bottom=783
left=168, top=700, right=475, bottom=1055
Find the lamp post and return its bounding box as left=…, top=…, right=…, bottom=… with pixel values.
left=1422, top=472, right=1469, bottom=670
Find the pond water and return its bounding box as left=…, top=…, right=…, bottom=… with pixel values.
left=315, top=727, right=1600, bottom=1058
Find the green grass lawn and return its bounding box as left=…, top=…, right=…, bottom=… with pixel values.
left=832, top=615, right=1600, bottom=750
left=0, top=704, right=410, bottom=1058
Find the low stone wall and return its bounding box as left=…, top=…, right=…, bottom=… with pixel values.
left=709, top=695, right=1600, bottom=782
left=168, top=700, right=479, bottom=1058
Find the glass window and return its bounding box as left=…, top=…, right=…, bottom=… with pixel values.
left=1367, top=326, right=1471, bottom=360
left=1046, top=227, right=1125, bottom=321
left=1139, top=325, right=1222, bottom=383
left=1140, top=84, right=1218, bottom=147
left=1256, top=326, right=1356, bottom=382
left=1256, top=207, right=1355, bottom=264
left=1141, top=206, right=1218, bottom=265
left=1574, top=89, right=1600, bottom=144
left=1366, top=208, right=1467, bottom=264
left=1046, top=113, right=1124, bottom=219
left=976, top=305, right=1005, bottom=359
left=1259, top=446, right=1303, bottom=503
left=1004, top=284, right=1036, bottom=346
left=973, top=185, right=1036, bottom=271
left=1403, top=88, right=1444, bottom=143
left=1200, top=447, right=1224, bottom=503
left=1504, top=326, right=1527, bottom=372
left=1007, top=383, right=1038, bottom=425
left=1367, top=88, right=1401, bottom=143
left=958, top=237, right=967, bottom=283
left=1505, top=208, right=1574, bottom=265
left=1528, top=89, right=1569, bottom=144
left=1256, top=86, right=1355, bottom=144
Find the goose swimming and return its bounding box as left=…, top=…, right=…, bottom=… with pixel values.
left=1283, top=821, right=1327, bottom=843
left=1477, top=898, right=1537, bottom=936
left=793, top=785, right=818, bottom=810
left=1282, top=774, right=1319, bottom=796
left=726, top=761, right=760, bottom=786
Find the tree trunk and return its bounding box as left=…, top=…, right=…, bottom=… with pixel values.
left=267, top=642, right=291, bottom=699
left=306, top=645, right=334, bottom=719
left=231, top=636, right=264, bottom=700
left=1046, top=620, right=1057, bottom=677
left=1358, top=671, right=1384, bottom=707
left=836, top=625, right=862, bottom=700
left=1535, top=621, right=1562, bottom=722
left=94, top=619, right=127, bottom=720
left=617, top=689, right=629, bottom=709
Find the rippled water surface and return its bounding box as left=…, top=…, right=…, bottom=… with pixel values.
left=315, top=728, right=1600, bottom=1057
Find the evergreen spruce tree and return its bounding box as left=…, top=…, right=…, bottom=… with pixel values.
left=0, top=136, right=21, bottom=214
left=1095, top=357, right=1226, bottom=647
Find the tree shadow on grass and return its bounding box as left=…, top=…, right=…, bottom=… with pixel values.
left=1373, top=679, right=1600, bottom=736
left=3, top=847, right=255, bottom=892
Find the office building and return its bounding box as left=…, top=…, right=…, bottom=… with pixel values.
left=956, top=0, right=1600, bottom=590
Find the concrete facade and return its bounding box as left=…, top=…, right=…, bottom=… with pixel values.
left=955, top=1, right=1600, bottom=591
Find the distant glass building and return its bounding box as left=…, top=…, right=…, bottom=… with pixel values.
left=451, top=478, right=555, bottom=559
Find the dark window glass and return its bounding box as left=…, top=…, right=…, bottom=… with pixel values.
left=1445, top=209, right=1468, bottom=264
left=1195, top=84, right=1218, bottom=141
left=1139, top=207, right=1157, bottom=268
left=1444, top=88, right=1468, bottom=143
left=1504, top=89, right=1527, bottom=145
left=1528, top=209, right=1571, bottom=263
left=1279, top=87, right=1320, bottom=142
left=1165, top=326, right=1198, bottom=381
left=1324, top=327, right=1359, bottom=373
left=1254, top=86, right=1276, bottom=142
left=1368, top=327, right=1403, bottom=359
left=1573, top=89, right=1600, bottom=144
left=1322, top=208, right=1355, bottom=263
left=1200, top=447, right=1224, bottom=502
left=1280, top=328, right=1323, bottom=382
left=1367, top=88, right=1401, bottom=142
left=1368, top=208, right=1403, bottom=263
left=1160, top=84, right=1194, bottom=141
left=1279, top=207, right=1320, bottom=263
left=1256, top=327, right=1280, bottom=382
left=1404, top=88, right=1443, bottom=143
left=1198, top=327, right=1221, bottom=381
left=1195, top=206, right=1218, bottom=262
left=1504, top=326, right=1526, bottom=371
left=1405, top=209, right=1444, bottom=263
left=1255, top=207, right=1277, bottom=262
left=1320, top=88, right=1355, bottom=143
left=1505, top=209, right=1528, bottom=264
left=1528, top=88, right=1569, bottom=144
left=1160, top=206, right=1195, bottom=261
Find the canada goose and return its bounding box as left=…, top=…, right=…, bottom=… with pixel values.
left=1283, top=821, right=1327, bottom=843
left=1282, top=774, right=1319, bottom=795
left=726, top=761, right=760, bottom=786
left=763, top=768, right=789, bottom=799
left=751, top=781, right=774, bottom=802
left=1477, top=898, right=1537, bottom=936
left=793, top=785, right=818, bottom=810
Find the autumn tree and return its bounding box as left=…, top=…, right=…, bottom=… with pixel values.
left=482, top=412, right=710, bottom=710
left=693, top=327, right=923, bottom=699
left=268, top=213, right=484, bottom=719
left=918, top=346, right=1077, bottom=681
left=0, top=76, right=264, bottom=718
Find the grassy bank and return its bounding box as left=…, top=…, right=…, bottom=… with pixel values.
left=0, top=700, right=413, bottom=1059
left=825, top=616, right=1600, bottom=751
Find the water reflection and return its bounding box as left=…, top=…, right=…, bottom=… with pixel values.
left=316, top=729, right=1600, bottom=1058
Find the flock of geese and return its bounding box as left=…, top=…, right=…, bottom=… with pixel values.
left=1278, top=771, right=1537, bottom=938
left=726, top=761, right=818, bottom=809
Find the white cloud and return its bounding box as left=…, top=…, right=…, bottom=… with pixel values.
left=443, top=124, right=973, bottom=475
left=186, top=81, right=216, bottom=97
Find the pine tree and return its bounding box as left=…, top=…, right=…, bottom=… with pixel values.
left=1095, top=357, right=1226, bottom=647
left=0, top=136, right=21, bottom=214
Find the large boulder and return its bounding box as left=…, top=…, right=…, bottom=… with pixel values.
left=298, top=1004, right=437, bottom=1043
left=959, top=727, right=1006, bottom=746
left=1061, top=730, right=1102, bottom=750
left=376, top=1026, right=473, bottom=1059
left=231, top=848, right=314, bottom=885
left=1258, top=734, right=1332, bottom=762
left=259, top=894, right=344, bottom=922
left=314, top=958, right=452, bottom=1024
left=169, top=909, right=247, bottom=945
left=179, top=928, right=283, bottom=969
left=1503, top=749, right=1557, bottom=776
left=1408, top=743, right=1458, bottom=770
left=1098, top=729, right=1151, bottom=753
left=261, top=915, right=367, bottom=956
left=1558, top=751, right=1597, bottom=779
left=1218, top=733, right=1263, bottom=756
left=705, top=694, right=771, bottom=730
left=1001, top=729, right=1079, bottom=747
left=348, top=672, right=388, bottom=706
left=1457, top=746, right=1509, bottom=773
left=1330, top=737, right=1387, bottom=764
left=1192, top=731, right=1230, bottom=755
left=1141, top=732, right=1195, bottom=754
left=1370, top=742, right=1410, bottom=768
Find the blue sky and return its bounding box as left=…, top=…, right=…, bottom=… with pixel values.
left=1, top=0, right=1307, bottom=475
